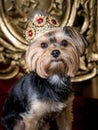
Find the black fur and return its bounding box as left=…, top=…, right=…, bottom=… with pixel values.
left=2, top=72, right=72, bottom=130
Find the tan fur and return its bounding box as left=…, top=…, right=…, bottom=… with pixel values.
left=56, top=94, right=74, bottom=130
left=18, top=94, right=74, bottom=130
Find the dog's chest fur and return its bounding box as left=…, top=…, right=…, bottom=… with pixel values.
left=21, top=94, right=73, bottom=130
left=27, top=73, right=72, bottom=102
left=20, top=73, right=73, bottom=129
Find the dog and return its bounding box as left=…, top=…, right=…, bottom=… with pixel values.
left=2, top=12, right=88, bottom=130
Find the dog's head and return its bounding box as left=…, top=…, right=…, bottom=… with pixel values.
left=25, top=13, right=88, bottom=78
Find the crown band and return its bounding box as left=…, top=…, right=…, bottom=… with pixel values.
left=24, top=13, right=60, bottom=44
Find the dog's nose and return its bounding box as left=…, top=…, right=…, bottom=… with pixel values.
left=51, top=50, right=60, bottom=58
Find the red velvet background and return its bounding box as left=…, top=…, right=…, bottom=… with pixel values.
left=0, top=78, right=98, bottom=130
left=0, top=78, right=17, bottom=130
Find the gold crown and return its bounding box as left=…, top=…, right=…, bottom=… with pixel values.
left=24, top=13, right=60, bottom=43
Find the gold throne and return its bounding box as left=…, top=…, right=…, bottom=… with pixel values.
left=0, top=0, right=98, bottom=98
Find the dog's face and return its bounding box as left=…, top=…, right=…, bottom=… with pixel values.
left=26, top=26, right=87, bottom=78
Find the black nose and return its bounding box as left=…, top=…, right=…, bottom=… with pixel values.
left=51, top=50, right=60, bottom=58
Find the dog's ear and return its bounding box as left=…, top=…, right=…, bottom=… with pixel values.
left=63, top=26, right=88, bottom=56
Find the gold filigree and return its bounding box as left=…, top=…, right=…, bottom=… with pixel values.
left=0, top=0, right=97, bottom=81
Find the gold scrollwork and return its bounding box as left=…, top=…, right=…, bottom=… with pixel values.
left=0, top=0, right=97, bottom=81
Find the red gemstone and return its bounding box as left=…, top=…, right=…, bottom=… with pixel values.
left=28, top=30, right=33, bottom=37
left=37, top=18, right=43, bottom=24
left=51, top=19, right=57, bottom=24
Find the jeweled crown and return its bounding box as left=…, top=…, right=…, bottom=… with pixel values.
left=24, top=13, right=60, bottom=43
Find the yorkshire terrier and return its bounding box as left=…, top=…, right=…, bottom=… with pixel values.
left=2, top=12, right=88, bottom=130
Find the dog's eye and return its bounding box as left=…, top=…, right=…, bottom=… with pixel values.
left=61, top=40, right=68, bottom=47
left=41, top=42, right=48, bottom=48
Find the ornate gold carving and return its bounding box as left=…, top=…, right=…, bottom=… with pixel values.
left=0, top=0, right=97, bottom=81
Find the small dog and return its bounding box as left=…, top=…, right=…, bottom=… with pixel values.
left=2, top=13, right=88, bottom=130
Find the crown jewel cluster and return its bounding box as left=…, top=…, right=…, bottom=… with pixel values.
left=24, top=14, right=60, bottom=43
